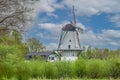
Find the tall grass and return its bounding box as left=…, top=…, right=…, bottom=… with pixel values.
left=108, top=58, right=120, bottom=78
left=0, top=50, right=120, bottom=79
left=73, top=57, right=86, bottom=78
left=0, top=62, right=13, bottom=79
left=0, top=58, right=120, bottom=79
left=86, top=59, right=106, bottom=78
left=55, top=61, right=73, bottom=78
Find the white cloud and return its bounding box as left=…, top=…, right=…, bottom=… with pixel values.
left=110, top=14, right=120, bottom=27
left=37, top=23, right=63, bottom=44
left=60, top=0, right=120, bottom=27
left=46, top=12, right=58, bottom=18
left=38, top=23, right=62, bottom=35
left=31, top=0, right=63, bottom=17
left=30, top=0, right=120, bottom=28
left=46, top=43, right=58, bottom=50
left=110, top=42, right=119, bottom=46
left=36, top=31, right=58, bottom=41
left=62, top=0, right=120, bottom=16
left=30, top=0, right=120, bottom=27
left=100, top=30, right=120, bottom=38
left=80, top=29, right=120, bottom=48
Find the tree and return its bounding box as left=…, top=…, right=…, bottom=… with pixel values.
left=11, top=30, right=22, bottom=43
left=0, top=35, right=29, bottom=62
left=0, top=0, right=39, bottom=32
left=27, top=38, right=46, bottom=52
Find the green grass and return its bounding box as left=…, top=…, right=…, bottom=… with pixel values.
left=0, top=57, right=120, bottom=80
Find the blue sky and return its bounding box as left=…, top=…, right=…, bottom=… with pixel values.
left=26, top=0, right=120, bottom=50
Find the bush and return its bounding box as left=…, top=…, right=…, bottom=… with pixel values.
left=0, top=35, right=28, bottom=62
left=73, top=57, right=86, bottom=78
left=0, top=45, right=16, bottom=61
left=14, top=61, right=31, bottom=80
left=43, top=62, right=57, bottom=78
left=27, top=60, right=57, bottom=79
left=55, top=61, right=73, bottom=78
left=0, top=62, right=13, bottom=79
left=28, top=60, right=43, bottom=78
left=86, top=59, right=105, bottom=78
left=109, top=58, right=120, bottom=78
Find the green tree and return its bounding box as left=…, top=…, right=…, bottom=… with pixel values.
left=0, top=35, right=28, bottom=62
left=27, top=38, right=46, bottom=52
left=11, top=30, right=22, bottom=43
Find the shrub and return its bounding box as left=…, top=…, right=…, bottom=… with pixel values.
left=14, top=61, right=31, bottom=80
left=0, top=62, right=13, bottom=79
left=109, top=58, right=120, bottom=78
left=55, top=61, right=73, bottom=78
left=27, top=60, right=57, bottom=79
left=0, top=45, right=16, bottom=61
left=73, top=57, right=86, bottom=78
left=86, top=59, right=105, bottom=78
left=28, top=60, right=43, bottom=78
left=43, top=62, right=57, bottom=78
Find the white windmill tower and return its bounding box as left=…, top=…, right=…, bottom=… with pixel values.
left=57, top=6, right=83, bottom=61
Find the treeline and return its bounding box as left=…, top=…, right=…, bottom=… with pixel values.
left=80, top=46, right=120, bottom=59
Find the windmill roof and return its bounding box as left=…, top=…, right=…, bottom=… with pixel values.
left=56, top=49, right=83, bottom=51
left=62, top=24, right=76, bottom=31
left=26, top=51, right=53, bottom=56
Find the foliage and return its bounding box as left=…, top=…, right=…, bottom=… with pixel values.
left=0, top=62, right=13, bottom=79
left=26, top=38, right=46, bottom=52
left=55, top=61, right=73, bottom=78
left=73, top=57, right=86, bottom=78
left=11, top=30, right=22, bottom=43
left=0, top=57, right=119, bottom=79
left=0, top=34, right=28, bottom=62
left=109, top=58, right=120, bottom=78
left=80, top=47, right=120, bottom=60
left=86, top=59, right=106, bottom=78
left=14, top=61, right=31, bottom=80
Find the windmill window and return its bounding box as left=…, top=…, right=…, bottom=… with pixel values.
left=68, top=45, right=71, bottom=49
left=52, top=57, right=54, bottom=60
left=72, top=53, right=74, bottom=56
left=49, top=57, right=50, bottom=60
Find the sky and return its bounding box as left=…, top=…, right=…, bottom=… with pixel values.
left=26, top=0, right=120, bottom=50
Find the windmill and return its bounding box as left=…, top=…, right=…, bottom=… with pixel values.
left=56, top=6, right=83, bottom=61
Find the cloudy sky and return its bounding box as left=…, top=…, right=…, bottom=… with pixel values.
left=26, top=0, right=120, bottom=50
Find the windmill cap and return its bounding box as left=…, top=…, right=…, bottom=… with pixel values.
left=62, top=24, right=76, bottom=31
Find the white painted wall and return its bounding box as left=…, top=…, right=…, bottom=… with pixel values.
left=60, top=31, right=80, bottom=50
left=47, top=54, right=58, bottom=62
left=61, top=50, right=79, bottom=61
left=61, top=56, right=78, bottom=61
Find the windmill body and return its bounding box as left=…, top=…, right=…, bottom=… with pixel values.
left=57, top=23, right=83, bottom=61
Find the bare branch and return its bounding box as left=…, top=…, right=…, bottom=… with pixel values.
left=0, top=0, right=39, bottom=32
